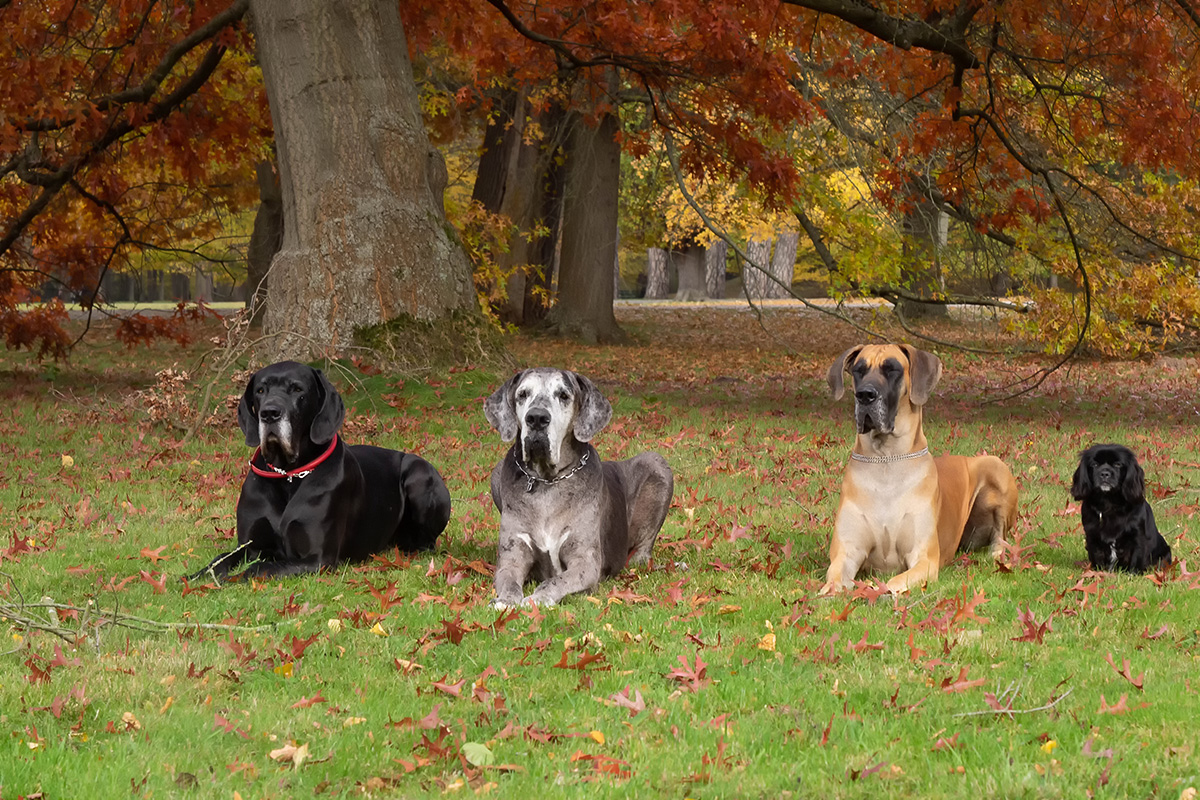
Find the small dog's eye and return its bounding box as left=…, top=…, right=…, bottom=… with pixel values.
left=555, top=390, right=570, bottom=403
left=256, top=387, right=264, bottom=394
left=515, top=390, right=529, bottom=402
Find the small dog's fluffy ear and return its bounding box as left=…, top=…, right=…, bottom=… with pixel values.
left=1069, top=452, right=1092, bottom=501
left=1121, top=456, right=1146, bottom=504
left=238, top=371, right=261, bottom=447
left=309, top=368, right=345, bottom=445
left=485, top=371, right=524, bottom=442
left=570, top=372, right=613, bottom=442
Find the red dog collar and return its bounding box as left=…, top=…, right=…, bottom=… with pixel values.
left=249, top=434, right=339, bottom=482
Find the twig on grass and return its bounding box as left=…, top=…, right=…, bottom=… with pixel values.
left=952, top=687, right=1072, bottom=718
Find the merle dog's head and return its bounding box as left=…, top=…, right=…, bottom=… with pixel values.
left=237, top=361, right=344, bottom=466
left=828, top=344, right=942, bottom=436
left=1071, top=444, right=1144, bottom=504
left=484, top=368, right=611, bottom=470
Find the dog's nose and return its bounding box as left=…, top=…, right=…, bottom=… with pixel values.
left=259, top=406, right=283, bottom=423
left=855, top=387, right=879, bottom=405
left=524, top=409, right=551, bottom=431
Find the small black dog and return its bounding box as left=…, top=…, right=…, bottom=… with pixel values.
left=1071, top=444, right=1170, bottom=573
left=191, top=361, right=451, bottom=581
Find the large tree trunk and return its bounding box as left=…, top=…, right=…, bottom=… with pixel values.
left=645, top=247, right=669, bottom=298
left=547, top=111, right=624, bottom=342
left=674, top=244, right=707, bottom=301
left=705, top=239, right=727, bottom=299
left=252, top=0, right=474, bottom=357
left=768, top=231, right=799, bottom=298
left=743, top=237, right=773, bottom=299
left=245, top=159, right=282, bottom=326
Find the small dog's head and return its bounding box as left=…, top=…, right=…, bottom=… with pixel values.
left=238, top=361, right=344, bottom=465
left=1071, top=444, right=1144, bottom=504
left=828, top=344, right=942, bottom=435
left=484, top=368, right=612, bottom=469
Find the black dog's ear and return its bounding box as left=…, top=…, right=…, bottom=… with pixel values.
left=238, top=370, right=261, bottom=447
left=569, top=372, right=613, bottom=442
left=1121, top=454, right=1146, bottom=504
left=900, top=344, right=942, bottom=406
left=1070, top=450, right=1092, bottom=501
left=827, top=346, right=865, bottom=401
left=309, top=368, right=345, bottom=445
left=484, top=370, right=524, bottom=442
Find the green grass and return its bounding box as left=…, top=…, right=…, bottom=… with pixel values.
left=1, top=306, right=1199, bottom=798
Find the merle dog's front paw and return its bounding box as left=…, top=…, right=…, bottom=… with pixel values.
left=490, top=596, right=521, bottom=610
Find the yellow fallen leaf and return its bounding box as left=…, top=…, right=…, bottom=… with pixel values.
left=1041, top=739, right=1058, bottom=754
left=717, top=604, right=742, bottom=615
left=274, top=662, right=294, bottom=678
left=122, top=711, right=141, bottom=731
left=327, top=618, right=343, bottom=634
left=61, top=454, right=74, bottom=468
left=268, top=741, right=309, bottom=769
left=589, top=730, right=605, bottom=745
left=159, top=696, right=174, bottom=714
left=343, top=716, right=366, bottom=728
left=758, top=632, right=776, bottom=652
left=369, top=622, right=388, bottom=637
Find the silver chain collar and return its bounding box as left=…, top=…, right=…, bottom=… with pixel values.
left=850, top=447, right=930, bottom=464
left=515, top=450, right=590, bottom=492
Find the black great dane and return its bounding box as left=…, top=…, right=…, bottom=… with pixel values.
left=192, top=361, right=451, bottom=581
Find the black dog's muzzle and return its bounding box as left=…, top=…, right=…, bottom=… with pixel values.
left=1094, top=464, right=1119, bottom=492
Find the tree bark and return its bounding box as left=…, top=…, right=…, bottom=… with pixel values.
left=252, top=0, right=475, bottom=357
left=705, top=239, right=727, bottom=299
left=743, top=237, right=773, bottom=299
left=548, top=110, right=624, bottom=342
left=645, top=247, right=669, bottom=298
left=674, top=244, right=707, bottom=301
left=245, top=159, right=281, bottom=325
left=769, top=231, right=799, bottom=298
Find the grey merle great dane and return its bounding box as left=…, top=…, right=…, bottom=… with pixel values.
left=484, top=368, right=674, bottom=607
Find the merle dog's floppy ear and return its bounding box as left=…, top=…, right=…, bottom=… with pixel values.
left=900, top=344, right=942, bottom=406
left=1070, top=449, right=1093, bottom=501
left=827, top=346, right=865, bottom=401
left=237, top=370, right=261, bottom=447
left=309, top=368, right=345, bottom=445
left=1121, top=452, right=1146, bottom=504
left=484, top=370, right=524, bottom=442
left=570, top=372, right=612, bottom=442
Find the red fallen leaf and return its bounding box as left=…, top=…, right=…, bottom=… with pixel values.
left=1082, top=737, right=1114, bottom=759
left=285, top=633, right=321, bottom=660
left=1012, top=605, right=1053, bottom=643
left=25, top=658, right=51, bottom=685
left=951, top=586, right=989, bottom=625
left=568, top=751, right=632, bottom=779
left=819, top=713, right=834, bottom=747
left=554, top=648, right=609, bottom=671
left=48, top=644, right=81, bottom=669
left=849, top=580, right=889, bottom=605
left=932, top=732, right=961, bottom=751
left=431, top=676, right=466, bottom=697
left=291, top=692, right=326, bottom=709
left=667, top=653, right=711, bottom=692
left=213, top=713, right=250, bottom=739
left=906, top=632, right=927, bottom=663
left=984, top=692, right=1014, bottom=713
left=1140, top=624, right=1168, bottom=640
left=139, top=545, right=168, bottom=564
left=608, top=685, right=646, bottom=718
left=139, top=570, right=167, bottom=593
left=186, top=663, right=213, bottom=679
left=105, top=575, right=136, bottom=592
left=65, top=564, right=96, bottom=576
left=847, top=630, right=884, bottom=653
left=412, top=591, right=447, bottom=607
left=181, top=579, right=213, bottom=596
left=1105, top=652, right=1144, bottom=690
left=1097, top=693, right=1132, bottom=714
left=829, top=602, right=855, bottom=623
left=941, top=667, right=987, bottom=693
left=661, top=579, right=686, bottom=605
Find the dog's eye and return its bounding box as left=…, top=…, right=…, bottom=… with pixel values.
left=256, top=387, right=264, bottom=395
left=554, top=390, right=570, bottom=403
left=515, top=390, right=529, bottom=402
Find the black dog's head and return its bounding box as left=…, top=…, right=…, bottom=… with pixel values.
left=237, top=361, right=344, bottom=466
left=828, top=344, right=942, bottom=435
left=1071, top=444, right=1144, bottom=504
left=484, top=368, right=611, bottom=471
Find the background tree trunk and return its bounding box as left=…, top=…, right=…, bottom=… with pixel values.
left=547, top=111, right=624, bottom=342
left=252, top=0, right=474, bottom=357
left=674, top=244, right=707, bottom=301
left=646, top=247, right=669, bottom=298
left=705, top=239, right=727, bottom=299
left=768, top=231, right=798, bottom=298
left=245, top=159, right=282, bottom=326
left=743, top=237, right=773, bottom=299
